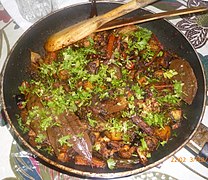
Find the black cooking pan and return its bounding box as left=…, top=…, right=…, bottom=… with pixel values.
left=1, top=2, right=206, bottom=179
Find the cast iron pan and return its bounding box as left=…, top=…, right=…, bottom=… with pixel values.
left=0, top=2, right=206, bottom=179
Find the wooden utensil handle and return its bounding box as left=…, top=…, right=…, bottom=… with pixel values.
left=97, top=6, right=208, bottom=32
left=99, top=0, right=157, bottom=25
left=45, top=0, right=158, bottom=52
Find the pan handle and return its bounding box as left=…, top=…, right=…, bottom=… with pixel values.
left=186, top=123, right=208, bottom=168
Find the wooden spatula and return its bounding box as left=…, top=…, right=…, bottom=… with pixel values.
left=45, top=0, right=158, bottom=52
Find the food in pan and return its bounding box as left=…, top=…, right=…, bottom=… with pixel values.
left=16, top=25, right=197, bottom=169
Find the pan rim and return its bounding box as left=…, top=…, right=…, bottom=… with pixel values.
left=0, top=2, right=206, bottom=178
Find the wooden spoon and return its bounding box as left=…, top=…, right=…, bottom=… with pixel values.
left=97, top=6, right=208, bottom=32
left=44, top=0, right=158, bottom=52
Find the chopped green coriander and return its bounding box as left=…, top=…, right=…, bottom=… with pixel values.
left=93, top=143, right=101, bottom=151
left=142, top=112, right=168, bottom=128
left=87, top=112, right=97, bottom=127
left=35, top=133, right=46, bottom=143
left=125, top=27, right=152, bottom=52
left=157, top=51, right=164, bottom=57
left=157, top=94, right=181, bottom=105
left=140, top=138, right=148, bottom=151
left=173, top=80, right=183, bottom=97
left=131, top=84, right=145, bottom=100
left=106, top=118, right=123, bottom=133
left=107, top=158, right=116, bottom=170
left=160, top=140, right=167, bottom=146
left=58, top=135, right=72, bottom=147
left=77, top=133, right=84, bottom=138
left=16, top=115, right=29, bottom=133
left=163, top=69, right=178, bottom=79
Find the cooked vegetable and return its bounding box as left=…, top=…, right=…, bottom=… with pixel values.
left=169, top=58, right=197, bottom=105
left=154, top=125, right=171, bottom=141
left=16, top=25, right=197, bottom=169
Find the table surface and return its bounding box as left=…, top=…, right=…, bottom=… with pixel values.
left=0, top=0, right=208, bottom=179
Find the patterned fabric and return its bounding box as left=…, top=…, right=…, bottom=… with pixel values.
left=176, top=0, right=208, bottom=49
left=10, top=143, right=42, bottom=180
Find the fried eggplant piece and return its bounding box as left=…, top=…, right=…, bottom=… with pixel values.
left=169, top=58, right=197, bottom=105
left=75, top=155, right=106, bottom=168
left=46, top=112, right=92, bottom=162
left=132, top=115, right=154, bottom=136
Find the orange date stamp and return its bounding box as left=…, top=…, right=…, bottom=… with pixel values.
left=171, top=156, right=208, bottom=163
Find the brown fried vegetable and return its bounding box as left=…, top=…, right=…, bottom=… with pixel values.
left=47, top=111, right=93, bottom=162
left=30, top=51, right=43, bottom=71
left=75, top=155, right=106, bottom=168
left=154, top=125, right=171, bottom=141
left=169, top=58, right=197, bottom=105
left=132, top=115, right=154, bottom=136
left=170, top=109, right=182, bottom=121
